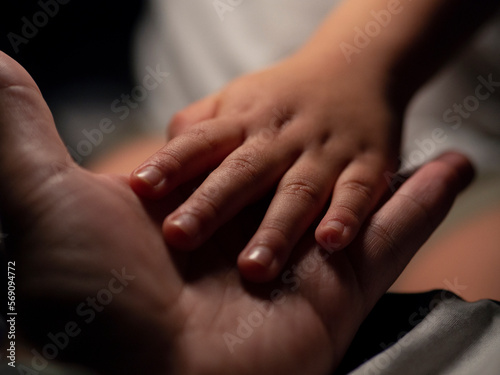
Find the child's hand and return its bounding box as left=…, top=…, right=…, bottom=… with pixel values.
left=131, top=54, right=400, bottom=282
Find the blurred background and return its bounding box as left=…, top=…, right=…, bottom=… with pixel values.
left=0, top=0, right=145, bottom=163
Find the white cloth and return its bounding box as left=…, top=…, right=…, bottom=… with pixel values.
left=133, top=0, right=336, bottom=129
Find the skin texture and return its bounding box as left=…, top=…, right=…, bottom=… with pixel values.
left=130, top=0, right=499, bottom=282
left=131, top=55, right=400, bottom=283
left=0, top=51, right=474, bottom=374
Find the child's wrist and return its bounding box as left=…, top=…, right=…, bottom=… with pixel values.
left=289, top=43, right=410, bottom=117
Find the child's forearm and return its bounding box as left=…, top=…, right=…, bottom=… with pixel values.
left=295, top=0, right=499, bottom=112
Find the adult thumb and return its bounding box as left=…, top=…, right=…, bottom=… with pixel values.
left=0, top=51, right=76, bottom=221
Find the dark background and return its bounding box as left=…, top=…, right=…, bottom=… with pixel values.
left=0, top=0, right=144, bottom=100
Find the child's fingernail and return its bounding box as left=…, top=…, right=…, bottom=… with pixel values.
left=169, top=213, right=199, bottom=238
left=247, top=246, right=274, bottom=268
left=134, top=166, right=165, bottom=188
left=326, top=220, right=344, bottom=235
left=325, top=220, right=345, bottom=249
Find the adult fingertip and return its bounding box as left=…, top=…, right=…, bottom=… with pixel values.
left=435, top=152, right=475, bottom=192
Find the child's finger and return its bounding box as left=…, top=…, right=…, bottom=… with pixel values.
left=237, top=153, right=344, bottom=282
left=315, top=156, right=388, bottom=252
left=162, top=137, right=299, bottom=249
left=168, top=93, right=219, bottom=138
left=130, top=117, right=244, bottom=198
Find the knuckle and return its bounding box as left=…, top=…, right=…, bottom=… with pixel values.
left=155, top=148, right=183, bottom=172
left=258, top=219, right=289, bottom=250
left=332, top=179, right=379, bottom=225
left=185, top=126, right=219, bottom=153
left=256, top=127, right=279, bottom=144
left=397, top=193, right=437, bottom=229
left=333, top=201, right=362, bottom=225
left=190, top=184, right=222, bottom=218
left=279, top=178, right=322, bottom=204
left=2, top=84, right=41, bottom=108
left=221, top=153, right=260, bottom=182
left=341, top=179, right=375, bottom=202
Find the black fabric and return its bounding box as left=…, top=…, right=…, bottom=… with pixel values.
left=334, top=290, right=459, bottom=375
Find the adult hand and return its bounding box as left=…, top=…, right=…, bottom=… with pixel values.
left=0, top=51, right=472, bottom=375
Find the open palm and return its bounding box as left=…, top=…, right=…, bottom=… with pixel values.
left=0, top=52, right=472, bottom=375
